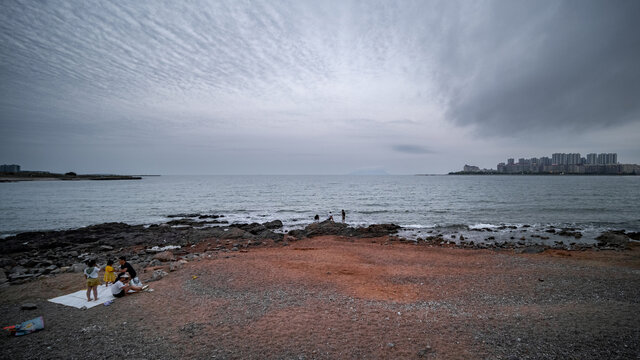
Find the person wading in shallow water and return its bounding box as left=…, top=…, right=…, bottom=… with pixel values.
left=341, top=209, right=346, bottom=223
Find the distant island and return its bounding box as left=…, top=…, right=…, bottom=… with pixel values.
left=450, top=152, right=640, bottom=175
left=0, top=164, right=143, bottom=182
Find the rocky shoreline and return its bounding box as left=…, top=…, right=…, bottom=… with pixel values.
left=0, top=214, right=637, bottom=286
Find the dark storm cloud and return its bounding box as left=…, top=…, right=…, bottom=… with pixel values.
left=444, top=0, right=640, bottom=134
left=0, top=0, right=638, bottom=174
left=392, top=145, right=433, bottom=155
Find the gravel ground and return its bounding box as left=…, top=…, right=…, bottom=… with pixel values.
left=1, top=236, right=639, bottom=359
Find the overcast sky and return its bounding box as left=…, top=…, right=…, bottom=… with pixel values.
left=1, top=0, right=639, bottom=174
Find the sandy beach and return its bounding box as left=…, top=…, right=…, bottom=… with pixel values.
left=1, top=235, right=639, bottom=359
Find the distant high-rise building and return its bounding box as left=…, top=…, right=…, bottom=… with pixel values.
left=586, top=153, right=597, bottom=165
left=552, top=153, right=564, bottom=165
left=0, top=164, right=20, bottom=173
left=540, top=157, right=552, bottom=166
left=567, top=153, right=581, bottom=165
left=597, top=153, right=617, bottom=164
left=507, top=158, right=515, bottom=165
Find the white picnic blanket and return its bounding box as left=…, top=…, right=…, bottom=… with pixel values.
left=48, top=284, right=116, bottom=309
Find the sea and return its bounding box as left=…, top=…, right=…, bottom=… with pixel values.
left=1, top=175, right=639, bottom=245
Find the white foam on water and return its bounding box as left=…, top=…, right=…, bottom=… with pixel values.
left=469, top=223, right=500, bottom=230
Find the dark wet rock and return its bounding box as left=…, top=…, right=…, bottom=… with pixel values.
left=166, top=218, right=226, bottom=227
left=43, top=265, right=58, bottom=274
left=558, top=229, right=583, bottom=238
left=221, top=227, right=252, bottom=239
left=356, top=224, right=401, bottom=237
left=198, top=214, right=223, bottom=219
left=305, top=220, right=350, bottom=237
left=301, top=220, right=402, bottom=238
left=287, top=229, right=306, bottom=239
left=167, top=213, right=201, bottom=218
left=0, top=270, right=7, bottom=283
left=596, top=232, right=629, bottom=247
left=257, top=230, right=282, bottom=241
left=627, top=232, right=640, bottom=240
left=0, top=257, right=15, bottom=267
left=263, top=220, right=283, bottom=229
left=100, top=245, right=114, bottom=251
left=10, top=265, right=27, bottom=275
left=545, top=229, right=556, bottom=233
left=237, top=223, right=267, bottom=234
left=9, top=273, right=35, bottom=282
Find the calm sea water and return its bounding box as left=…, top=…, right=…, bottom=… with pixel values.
left=1, top=175, right=639, bottom=243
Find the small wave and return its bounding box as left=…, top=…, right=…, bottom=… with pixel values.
left=468, top=223, right=500, bottom=230
left=275, top=209, right=310, bottom=214
left=359, top=210, right=390, bottom=214
left=402, top=224, right=436, bottom=229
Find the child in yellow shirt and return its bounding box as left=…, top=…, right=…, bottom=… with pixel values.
left=104, top=259, right=116, bottom=286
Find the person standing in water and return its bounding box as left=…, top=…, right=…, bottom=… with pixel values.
left=341, top=209, right=346, bottom=223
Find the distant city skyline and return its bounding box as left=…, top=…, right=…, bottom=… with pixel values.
left=461, top=151, right=639, bottom=175
left=1, top=1, right=639, bottom=175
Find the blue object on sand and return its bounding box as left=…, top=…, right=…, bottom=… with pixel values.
left=14, top=316, right=45, bottom=336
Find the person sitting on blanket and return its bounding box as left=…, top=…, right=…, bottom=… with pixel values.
left=111, top=274, right=146, bottom=298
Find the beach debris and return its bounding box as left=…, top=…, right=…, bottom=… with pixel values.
left=103, top=300, right=113, bottom=306
left=3, top=316, right=44, bottom=336
left=192, top=275, right=198, bottom=279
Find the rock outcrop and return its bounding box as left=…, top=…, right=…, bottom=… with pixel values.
left=596, top=231, right=629, bottom=247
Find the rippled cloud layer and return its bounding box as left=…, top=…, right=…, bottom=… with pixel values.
left=1, top=0, right=638, bottom=173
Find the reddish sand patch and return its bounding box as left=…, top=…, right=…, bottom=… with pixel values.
left=2, top=236, right=638, bottom=359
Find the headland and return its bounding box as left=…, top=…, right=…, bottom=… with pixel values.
left=0, top=171, right=143, bottom=182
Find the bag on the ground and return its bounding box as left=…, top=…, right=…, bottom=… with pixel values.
left=130, top=277, right=142, bottom=287
left=3, top=316, right=45, bottom=336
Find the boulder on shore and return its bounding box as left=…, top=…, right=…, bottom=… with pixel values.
left=153, top=251, right=175, bottom=262
left=596, top=231, right=629, bottom=247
